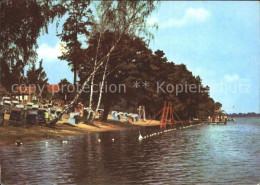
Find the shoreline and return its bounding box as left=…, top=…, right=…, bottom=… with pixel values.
left=0, top=114, right=203, bottom=147
left=0, top=122, right=138, bottom=147
left=0, top=114, right=163, bottom=147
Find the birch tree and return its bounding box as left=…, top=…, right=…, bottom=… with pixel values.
left=86, top=1, right=158, bottom=123
left=50, top=1, right=158, bottom=126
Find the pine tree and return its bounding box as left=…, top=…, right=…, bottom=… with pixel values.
left=58, top=0, right=92, bottom=85
left=26, top=60, right=48, bottom=99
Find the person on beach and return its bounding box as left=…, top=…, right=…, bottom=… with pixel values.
left=78, top=102, right=83, bottom=116
left=49, top=112, right=53, bottom=121
left=74, top=112, right=80, bottom=124
left=98, top=110, right=103, bottom=120
left=45, top=111, right=49, bottom=122
left=0, top=107, right=4, bottom=126
left=89, top=111, right=93, bottom=120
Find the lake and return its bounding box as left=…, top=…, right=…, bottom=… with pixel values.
left=1, top=117, right=260, bottom=184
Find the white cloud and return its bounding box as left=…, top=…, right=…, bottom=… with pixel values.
left=161, top=8, right=211, bottom=28
left=224, top=74, right=240, bottom=82
left=37, top=42, right=63, bottom=62
left=186, top=8, right=210, bottom=22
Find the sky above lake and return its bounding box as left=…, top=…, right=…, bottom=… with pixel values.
left=35, top=1, right=260, bottom=114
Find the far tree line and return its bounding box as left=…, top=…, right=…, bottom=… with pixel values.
left=228, top=113, right=260, bottom=117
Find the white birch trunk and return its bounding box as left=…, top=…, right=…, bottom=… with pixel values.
left=50, top=36, right=121, bottom=126
left=90, top=56, right=109, bottom=124
left=86, top=33, right=101, bottom=121
left=89, top=75, right=94, bottom=109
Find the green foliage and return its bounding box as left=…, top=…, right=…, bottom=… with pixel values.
left=0, top=0, right=219, bottom=122
left=214, top=102, right=222, bottom=110
left=26, top=60, right=48, bottom=85
left=0, top=0, right=66, bottom=90
left=80, top=33, right=217, bottom=120
left=58, top=78, right=72, bottom=102
left=93, top=1, right=158, bottom=38
left=58, top=0, right=92, bottom=85
left=26, top=60, right=48, bottom=98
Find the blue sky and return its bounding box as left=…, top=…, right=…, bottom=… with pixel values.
left=36, top=1, right=260, bottom=113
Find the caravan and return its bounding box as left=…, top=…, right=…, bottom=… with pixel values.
left=26, top=102, right=34, bottom=109
left=37, top=108, right=47, bottom=123
left=3, top=100, right=12, bottom=114
left=24, top=110, right=38, bottom=125
left=9, top=107, right=25, bottom=121
left=12, top=100, right=19, bottom=107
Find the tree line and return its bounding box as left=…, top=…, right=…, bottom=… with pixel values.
left=0, top=0, right=221, bottom=125
left=228, top=113, right=260, bottom=117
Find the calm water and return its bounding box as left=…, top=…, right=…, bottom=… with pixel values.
left=1, top=117, right=260, bottom=185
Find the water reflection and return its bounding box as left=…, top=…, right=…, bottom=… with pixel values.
left=1, top=118, right=260, bottom=184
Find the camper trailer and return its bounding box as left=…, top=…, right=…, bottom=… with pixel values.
left=12, top=100, right=19, bottom=107
left=37, top=108, right=47, bottom=123
left=25, top=110, right=38, bottom=124
left=2, top=96, right=11, bottom=103
left=9, top=107, right=25, bottom=121
left=43, top=104, right=48, bottom=109
left=32, top=104, right=39, bottom=110
left=3, top=100, right=11, bottom=114
left=15, top=104, right=25, bottom=109
left=27, top=102, right=34, bottom=109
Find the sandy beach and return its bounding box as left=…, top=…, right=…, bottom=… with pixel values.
left=0, top=114, right=163, bottom=147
